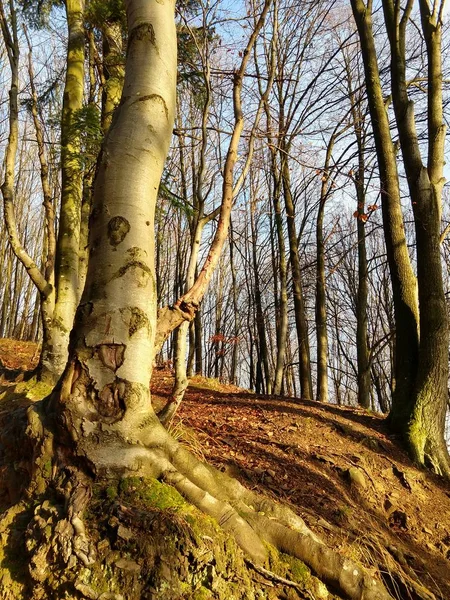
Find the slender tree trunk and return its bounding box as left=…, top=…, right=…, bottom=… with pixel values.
left=194, top=309, right=203, bottom=375
left=229, top=219, right=240, bottom=385
left=187, top=320, right=195, bottom=377
left=250, top=193, right=271, bottom=394
left=42, top=0, right=86, bottom=382
left=315, top=136, right=336, bottom=403
left=269, top=155, right=288, bottom=395
left=355, top=184, right=371, bottom=409
left=281, top=149, right=313, bottom=400
left=344, top=55, right=372, bottom=410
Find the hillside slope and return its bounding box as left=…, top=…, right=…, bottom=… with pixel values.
left=152, top=371, right=450, bottom=599
left=0, top=339, right=449, bottom=599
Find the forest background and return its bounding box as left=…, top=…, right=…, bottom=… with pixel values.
left=0, top=0, right=449, bottom=597
left=0, top=0, right=449, bottom=436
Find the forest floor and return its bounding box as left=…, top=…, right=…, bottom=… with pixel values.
left=0, top=339, right=450, bottom=599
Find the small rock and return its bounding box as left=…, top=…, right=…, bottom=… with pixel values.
left=97, top=539, right=110, bottom=554
left=74, top=582, right=98, bottom=600
left=347, top=467, right=367, bottom=490
left=67, top=555, right=77, bottom=569
left=115, top=558, right=141, bottom=573
left=117, top=525, right=134, bottom=541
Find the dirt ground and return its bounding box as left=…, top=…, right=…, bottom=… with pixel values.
left=1, top=340, right=449, bottom=599
left=151, top=370, right=450, bottom=599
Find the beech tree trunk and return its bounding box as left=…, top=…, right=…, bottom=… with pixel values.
left=42, top=0, right=86, bottom=382
left=315, top=136, right=336, bottom=404
left=51, top=0, right=176, bottom=472
left=381, top=0, right=449, bottom=475
left=351, top=0, right=450, bottom=476
left=350, top=0, right=419, bottom=426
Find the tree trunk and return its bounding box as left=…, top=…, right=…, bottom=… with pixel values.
left=381, top=0, right=449, bottom=475
left=229, top=219, right=240, bottom=385
left=250, top=192, right=271, bottom=395
left=355, top=188, right=371, bottom=409
left=51, top=0, right=177, bottom=470
left=101, top=17, right=124, bottom=133
left=315, top=136, right=336, bottom=404
left=281, top=150, right=313, bottom=400
left=47, top=0, right=86, bottom=381
left=350, top=0, right=419, bottom=426
left=269, top=147, right=288, bottom=396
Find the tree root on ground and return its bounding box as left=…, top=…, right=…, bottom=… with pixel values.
left=162, top=447, right=392, bottom=600
left=0, top=401, right=437, bottom=600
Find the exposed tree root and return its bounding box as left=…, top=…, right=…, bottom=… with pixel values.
left=244, top=559, right=317, bottom=599
left=0, top=400, right=402, bottom=599
left=408, top=435, right=450, bottom=480
left=160, top=442, right=392, bottom=600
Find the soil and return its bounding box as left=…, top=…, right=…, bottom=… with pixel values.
left=151, top=371, right=450, bottom=599
left=0, top=340, right=449, bottom=599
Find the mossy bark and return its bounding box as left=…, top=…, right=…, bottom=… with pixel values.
left=0, top=3, right=393, bottom=600
left=350, top=0, right=420, bottom=424
left=380, top=0, right=450, bottom=475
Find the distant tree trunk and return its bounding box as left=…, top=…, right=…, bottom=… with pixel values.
left=345, top=53, right=371, bottom=409
left=315, top=134, right=336, bottom=403
left=0, top=249, right=13, bottom=337
left=372, top=363, right=390, bottom=414
left=355, top=179, right=371, bottom=409
left=186, top=320, right=195, bottom=377
left=272, top=166, right=288, bottom=396
left=281, top=146, right=313, bottom=400
left=194, top=309, right=203, bottom=375
left=229, top=219, right=240, bottom=385
left=250, top=192, right=271, bottom=394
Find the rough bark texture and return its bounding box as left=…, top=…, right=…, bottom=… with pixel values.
left=350, top=1, right=419, bottom=430
left=381, top=0, right=449, bottom=475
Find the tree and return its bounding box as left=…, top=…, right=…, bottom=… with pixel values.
left=0, top=1, right=395, bottom=598
left=350, top=0, right=450, bottom=475
left=0, top=0, right=88, bottom=384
